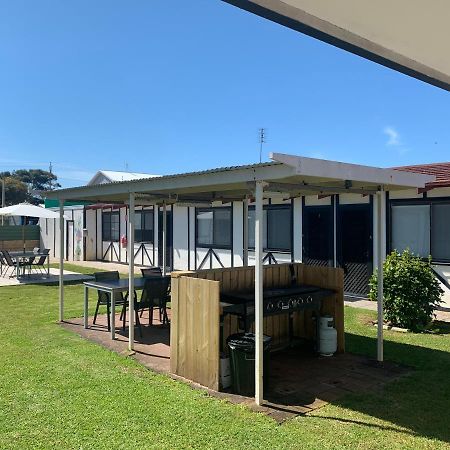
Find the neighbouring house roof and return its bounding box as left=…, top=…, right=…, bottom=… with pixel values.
left=87, top=170, right=159, bottom=186
left=394, top=162, right=450, bottom=189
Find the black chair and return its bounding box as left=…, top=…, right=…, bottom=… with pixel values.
left=0, top=252, right=6, bottom=277
left=141, top=267, right=163, bottom=278
left=124, top=277, right=171, bottom=337
left=30, top=249, right=50, bottom=275
left=139, top=267, right=163, bottom=316
left=93, top=271, right=128, bottom=331
left=1, top=250, right=27, bottom=278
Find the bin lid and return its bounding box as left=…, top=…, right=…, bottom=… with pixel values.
left=227, top=333, right=272, bottom=352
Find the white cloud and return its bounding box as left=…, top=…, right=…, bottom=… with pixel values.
left=383, top=126, right=401, bottom=146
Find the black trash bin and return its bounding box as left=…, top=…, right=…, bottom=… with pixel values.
left=227, top=333, right=272, bottom=396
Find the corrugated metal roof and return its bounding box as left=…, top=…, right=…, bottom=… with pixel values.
left=394, top=162, right=450, bottom=188
left=55, top=161, right=281, bottom=193
left=88, top=170, right=159, bottom=185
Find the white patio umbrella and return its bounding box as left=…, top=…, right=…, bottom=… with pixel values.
left=0, top=202, right=68, bottom=251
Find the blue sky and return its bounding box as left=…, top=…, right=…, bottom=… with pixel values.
left=0, top=0, right=449, bottom=187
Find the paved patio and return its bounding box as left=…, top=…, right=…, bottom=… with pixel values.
left=0, top=268, right=93, bottom=286
left=63, top=310, right=408, bottom=421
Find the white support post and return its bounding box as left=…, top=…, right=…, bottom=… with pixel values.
left=243, top=196, right=249, bottom=266
left=377, top=189, right=386, bottom=362
left=254, top=181, right=264, bottom=406
left=128, top=193, right=135, bottom=351
left=1, top=178, right=4, bottom=226
left=372, top=194, right=379, bottom=274
left=162, top=201, right=167, bottom=276
left=59, top=200, right=64, bottom=322
left=333, top=195, right=337, bottom=268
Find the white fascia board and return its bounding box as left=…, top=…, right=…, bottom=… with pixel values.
left=270, top=153, right=435, bottom=189
left=46, top=164, right=296, bottom=201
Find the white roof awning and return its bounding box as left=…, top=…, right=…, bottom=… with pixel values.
left=45, top=154, right=434, bottom=205
left=224, top=0, right=450, bottom=91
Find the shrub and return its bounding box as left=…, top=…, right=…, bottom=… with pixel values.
left=369, top=249, right=443, bottom=331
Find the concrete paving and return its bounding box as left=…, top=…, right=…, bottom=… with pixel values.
left=60, top=259, right=147, bottom=275
left=345, top=297, right=450, bottom=323
left=0, top=268, right=92, bottom=287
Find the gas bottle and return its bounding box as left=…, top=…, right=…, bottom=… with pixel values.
left=319, top=316, right=337, bottom=356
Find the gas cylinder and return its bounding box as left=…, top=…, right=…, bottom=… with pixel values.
left=319, top=316, right=337, bottom=356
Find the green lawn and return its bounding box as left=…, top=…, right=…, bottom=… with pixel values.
left=1, top=269, right=449, bottom=449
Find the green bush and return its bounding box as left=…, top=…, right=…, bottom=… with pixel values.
left=369, top=249, right=443, bottom=331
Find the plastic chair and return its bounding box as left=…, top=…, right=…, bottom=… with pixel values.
left=93, top=271, right=128, bottom=331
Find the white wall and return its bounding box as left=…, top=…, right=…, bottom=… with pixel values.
left=172, top=205, right=189, bottom=270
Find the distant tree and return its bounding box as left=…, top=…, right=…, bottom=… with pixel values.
left=1, top=169, right=60, bottom=205
left=2, top=176, right=28, bottom=205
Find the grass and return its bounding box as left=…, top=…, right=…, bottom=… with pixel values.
left=1, top=268, right=450, bottom=449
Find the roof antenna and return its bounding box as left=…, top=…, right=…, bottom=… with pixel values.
left=125, top=161, right=129, bottom=171
left=259, top=128, right=266, bottom=163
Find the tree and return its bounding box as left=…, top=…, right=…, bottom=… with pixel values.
left=1, top=169, right=60, bottom=205
left=2, top=177, right=28, bottom=206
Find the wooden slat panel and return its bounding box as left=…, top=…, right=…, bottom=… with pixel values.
left=171, top=262, right=345, bottom=386
left=170, top=276, right=220, bottom=390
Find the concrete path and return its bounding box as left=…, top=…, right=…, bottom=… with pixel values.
left=0, top=268, right=93, bottom=287
left=345, top=297, right=450, bottom=323
left=61, top=260, right=145, bottom=275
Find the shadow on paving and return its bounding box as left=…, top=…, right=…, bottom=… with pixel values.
left=314, top=332, right=450, bottom=445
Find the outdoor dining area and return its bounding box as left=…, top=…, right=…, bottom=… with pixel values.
left=0, top=202, right=63, bottom=280
left=0, top=248, right=50, bottom=279
left=64, top=261, right=408, bottom=420
left=83, top=267, right=171, bottom=339
left=49, top=153, right=433, bottom=409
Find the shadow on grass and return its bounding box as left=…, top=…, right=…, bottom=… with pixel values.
left=425, top=321, right=450, bottom=335
left=320, top=332, right=450, bottom=444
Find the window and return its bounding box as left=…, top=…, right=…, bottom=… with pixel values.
left=248, top=205, right=292, bottom=252
left=196, top=208, right=232, bottom=248
left=102, top=211, right=120, bottom=242
left=135, top=210, right=154, bottom=243
left=431, top=204, right=450, bottom=261
left=391, top=204, right=430, bottom=257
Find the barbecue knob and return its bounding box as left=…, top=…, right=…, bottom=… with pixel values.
left=307, top=296, right=313, bottom=303
left=289, top=299, right=294, bottom=308
left=267, top=302, right=274, bottom=311
left=277, top=300, right=283, bottom=310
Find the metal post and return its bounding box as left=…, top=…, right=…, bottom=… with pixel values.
left=83, top=285, right=89, bottom=329
left=372, top=194, right=379, bottom=274
left=1, top=178, right=4, bottom=225
left=162, top=201, right=167, bottom=276
left=254, top=181, right=264, bottom=405
left=128, top=193, right=135, bottom=351
left=59, top=200, right=64, bottom=322
left=333, top=195, right=337, bottom=268
left=243, top=196, right=249, bottom=266
left=377, top=189, right=386, bottom=362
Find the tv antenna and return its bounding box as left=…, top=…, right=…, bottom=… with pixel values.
left=259, top=128, right=266, bottom=163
